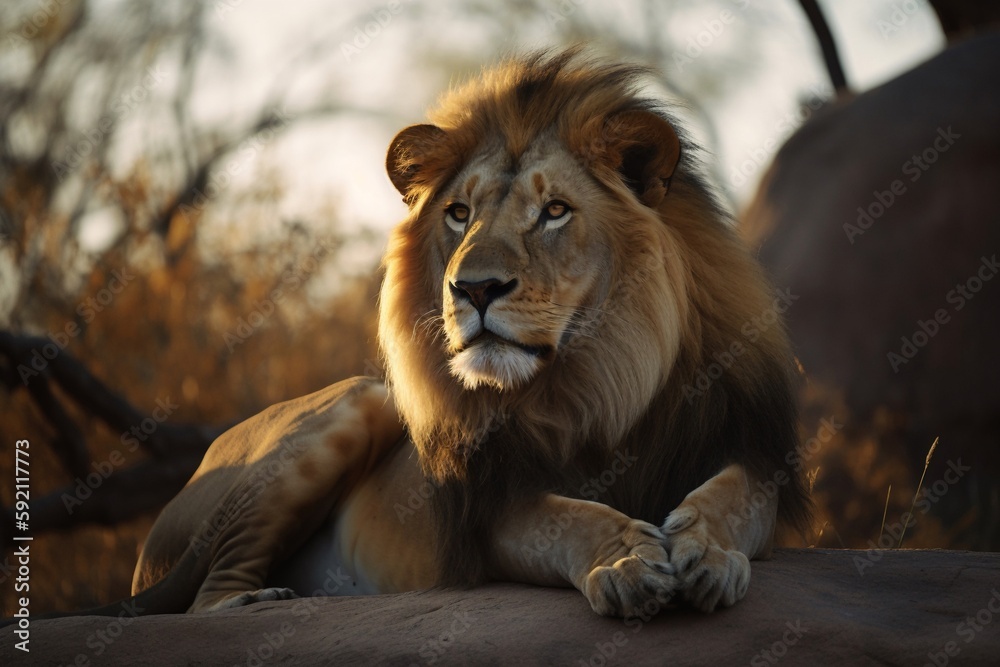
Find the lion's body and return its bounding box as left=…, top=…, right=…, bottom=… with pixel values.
left=128, top=49, right=810, bottom=617
left=131, top=378, right=426, bottom=610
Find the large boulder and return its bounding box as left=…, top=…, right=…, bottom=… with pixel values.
left=743, top=33, right=1000, bottom=549
left=3, top=549, right=999, bottom=665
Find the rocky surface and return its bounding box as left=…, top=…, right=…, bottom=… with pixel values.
left=3, top=549, right=999, bottom=665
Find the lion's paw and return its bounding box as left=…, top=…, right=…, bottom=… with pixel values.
left=662, top=506, right=750, bottom=613
left=207, top=587, right=300, bottom=611
left=582, top=521, right=679, bottom=617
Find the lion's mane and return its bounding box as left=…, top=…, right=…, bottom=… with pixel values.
left=378, top=49, right=811, bottom=584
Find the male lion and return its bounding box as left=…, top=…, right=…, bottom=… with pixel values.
left=99, top=49, right=809, bottom=620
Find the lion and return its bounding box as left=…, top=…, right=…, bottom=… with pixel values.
left=46, top=49, right=812, bottom=622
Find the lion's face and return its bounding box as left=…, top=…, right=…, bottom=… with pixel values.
left=378, top=53, right=697, bottom=470
left=436, top=135, right=611, bottom=391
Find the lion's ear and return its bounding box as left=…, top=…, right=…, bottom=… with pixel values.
left=386, top=124, right=448, bottom=202
left=601, top=110, right=681, bottom=208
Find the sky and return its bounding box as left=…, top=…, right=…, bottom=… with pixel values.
left=78, top=0, right=945, bottom=255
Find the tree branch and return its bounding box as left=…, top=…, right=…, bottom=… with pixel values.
left=0, top=330, right=225, bottom=537
left=797, top=0, right=849, bottom=96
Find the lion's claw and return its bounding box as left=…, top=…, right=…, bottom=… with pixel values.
left=582, top=521, right=680, bottom=617
left=663, top=506, right=751, bottom=612
left=206, top=587, right=300, bottom=612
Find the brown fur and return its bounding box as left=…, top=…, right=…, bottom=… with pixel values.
left=380, top=49, right=811, bottom=586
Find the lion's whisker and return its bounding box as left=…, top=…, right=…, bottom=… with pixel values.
left=412, top=309, right=445, bottom=340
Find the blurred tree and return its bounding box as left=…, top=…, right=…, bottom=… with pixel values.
left=0, top=0, right=387, bottom=612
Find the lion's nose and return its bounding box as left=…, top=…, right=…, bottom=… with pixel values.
left=450, top=278, right=518, bottom=318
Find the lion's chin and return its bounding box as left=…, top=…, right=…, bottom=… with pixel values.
left=448, top=338, right=543, bottom=391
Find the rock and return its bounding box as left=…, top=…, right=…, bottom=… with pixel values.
left=742, top=32, right=1000, bottom=550
left=3, top=549, right=999, bottom=665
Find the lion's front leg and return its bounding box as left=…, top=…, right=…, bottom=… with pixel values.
left=662, top=463, right=777, bottom=612
left=492, top=495, right=679, bottom=617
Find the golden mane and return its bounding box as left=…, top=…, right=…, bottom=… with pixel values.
left=379, top=49, right=810, bottom=584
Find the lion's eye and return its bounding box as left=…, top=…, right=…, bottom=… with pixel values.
left=445, top=203, right=470, bottom=233
left=539, top=200, right=572, bottom=230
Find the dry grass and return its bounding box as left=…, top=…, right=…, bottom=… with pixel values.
left=0, top=227, right=381, bottom=615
